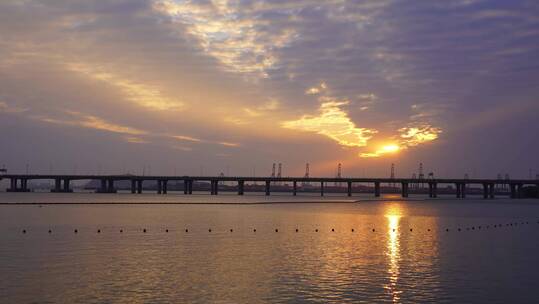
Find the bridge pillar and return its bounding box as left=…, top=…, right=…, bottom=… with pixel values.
left=8, top=178, right=16, bottom=191
left=293, top=181, right=297, bottom=196
left=432, top=183, right=437, bottom=198
left=402, top=182, right=409, bottom=198
left=482, top=183, right=488, bottom=199
left=428, top=183, right=433, bottom=198
left=21, top=179, right=28, bottom=191
left=52, top=178, right=61, bottom=192
left=157, top=180, right=162, bottom=194
left=374, top=182, right=380, bottom=197
left=107, top=179, right=115, bottom=193
left=188, top=180, right=193, bottom=194
left=461, top=183, right=466, bottom=198
left=210, top=180, right=218, bottom=195
left=265, top=180, right=271, bottom=196
left=347, top=181, right=352, bottom=197
left=136, top=180, right=142, bottom=194
left=98, top=179, right=106, bottom=193
left=456, top=183, right=461, bottom=198
left=510, top=184, right=516, bottom=198
left=320, top=182, right=324, bottom=196
left=238, top=180, right=244, bottom=195
left=131, top=180, right=136, bottom=194
left=184, top=180, right=189, bottom=194
left=517, top=184, right=523, bottom=199
left=488, top=183, right=495, bottom=199
left=63, top=179, right=71, bottom=192
left=162, top=180, right=168, bottom=194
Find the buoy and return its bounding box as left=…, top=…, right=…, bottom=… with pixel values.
left=166, top=229, right=169, bottom=233
left=315, top=229, right=318, bottom=232
left=295, top=229, right=298, bottom=232
left=478, top=226, right=481, bottom=229
left=428, top=229, right=431, bottom=232
left=445, top=228, right=449, bottom=232
left=392, top=229, right=395, bottom=232
left=253, top=229, right=256, bottom=232
left=120, top=229, right=123, bottom=233
left=275, top=229, right=278, bottom=232
left=331, top=228, right=335, bottom=232
left=185, top=229, right=189, bottom=232
left=143, top=228, right=147, bottom=233
left=230, top=229, right=233, bottom=232
left=351, top=228, right=354, bottom=232
left=410, top=228, right=413, bottom=232
left=471, top=227, right=475, bottom=230
left=48, top=229, right=52, bottom=234
left=458, top=228, right=461, bottom=232
left=74, top=229, right=78, bottom=233
left=22, top=229, right=26, bottom=234
left=97, top=229, right=101, bottom=233
left=372, top=228, right=375, bottom=232
left=208, top=229, right=212, bottom=232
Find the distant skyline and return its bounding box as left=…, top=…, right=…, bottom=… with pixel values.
left=1, top=0, right=538, bottom=178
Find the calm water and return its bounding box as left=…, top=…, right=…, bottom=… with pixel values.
left=1, top=193, right=539, bottom=303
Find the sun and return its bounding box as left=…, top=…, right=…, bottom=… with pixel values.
left=382, top=144, right=400, bottom=153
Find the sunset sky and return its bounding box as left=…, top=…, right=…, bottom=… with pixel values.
left=1, top=0, right=538, bottom=178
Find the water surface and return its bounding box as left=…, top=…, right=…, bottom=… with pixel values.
left=1, top=193, right=539, bottom=303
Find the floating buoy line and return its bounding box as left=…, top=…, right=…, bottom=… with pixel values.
left=16, top=220, right=537, bottom=236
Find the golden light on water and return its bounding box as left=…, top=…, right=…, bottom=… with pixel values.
left=385, top=205, right=403, bottom=303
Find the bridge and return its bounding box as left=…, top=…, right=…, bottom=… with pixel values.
left=1, top=174, right=538, bottom=199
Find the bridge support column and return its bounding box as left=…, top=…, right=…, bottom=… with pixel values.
left=238, top=180, right=244, bottom=195
left=210, top=180, right=218, bottom=195
left=347, top=181, right=352, bottom=197
left=432, top=183, right=437, bottom=198
left=456, top=183, right=461, bottom=198
left=107, top=179, right=116, bottom=193
left=482, top=183, right=488, bottom=199
left=461, top=183, right=466, bottom=198
left=265, top=180, right=271, bottom=196
left=63, top=179, right=71, bottom=193
left=8, top=178, right=16, bottom=192
left=293, top=181, right=297, bottom=196
left=374, top=182, right=380, bottom=197
left=98, top=179, right=107, bottom=193
left=51, top=178, right=62, bottom=192
left=488, top=183, right=494, bottom=199
left=510, top=184, right=516, bottom=198
left=188, top=180, right=193, bottom=194
left=137, top=180, right=143, bottom=194
left=131, top=180, right=136, bottom=194
left=184, top=180, right=189, bottom=194
left=162, top=180, right=168, bottom=194
left=517, top=184, right=523, bottom=199
left=320, top=182, right=324, bottom=196
left=402, top=182, right=409, bottom=198
left=157, top=180, right=162, bottom=194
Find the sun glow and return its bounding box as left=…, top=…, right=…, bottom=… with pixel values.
left=360, top=143, right=400, bottom=158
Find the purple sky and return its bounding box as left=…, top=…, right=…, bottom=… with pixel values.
left=0, top=0, right=538, bottom=178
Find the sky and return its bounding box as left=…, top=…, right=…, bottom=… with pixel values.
left=0, top=0, right=538, bottom=179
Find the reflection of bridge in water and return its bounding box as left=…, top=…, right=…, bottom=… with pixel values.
left=2, top=174, right=538, bottom=199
